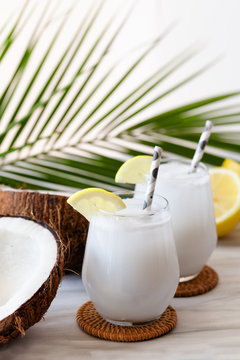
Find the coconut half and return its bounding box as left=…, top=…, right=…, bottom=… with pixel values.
left=0, top=216, right=64, bottom=345
left=0, top=189, right=89, bottom=273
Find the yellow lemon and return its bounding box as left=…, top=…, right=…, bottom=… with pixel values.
left=67, top=188, right=126, bottom=221
left=115, top=155, right=152, bottom=184
left=209, top=168, right=240, bottom=237
left=222, top=158, right=240, bottom=177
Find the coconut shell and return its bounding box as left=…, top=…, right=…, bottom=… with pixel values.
left=0, top=190, right=89, bottom=273
left=0, top=216, right=64, bottom=345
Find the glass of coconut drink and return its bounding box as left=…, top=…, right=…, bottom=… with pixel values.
left=134, top=159, right=217, bottom=281
left=115, top=122, right=217, bottom=283
left=68, top=186, right=179, bottom=325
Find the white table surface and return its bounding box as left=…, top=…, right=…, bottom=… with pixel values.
left=1, top=225, right=240, bottom=360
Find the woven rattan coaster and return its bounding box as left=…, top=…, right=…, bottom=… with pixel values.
left=76, top=301, right=177, bottom=342
left=175, top=265, right=218, bottom=297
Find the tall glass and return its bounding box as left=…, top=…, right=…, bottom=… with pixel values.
left=82, top=191, right=179, bottom=325
left=136, top=159, right=217, bottom=282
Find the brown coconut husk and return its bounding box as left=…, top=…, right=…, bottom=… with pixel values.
left=0, top=189, right=89, bottom=273
left=0, top=216, right=64, bottom=345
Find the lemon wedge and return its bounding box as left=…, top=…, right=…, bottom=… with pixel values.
left=222, top=158, right=240, bottom=177
left=209, top=168, right=240, bottom=237
left=67, top=188, right=126, bottom=221
left=115, top=155, right=152, bottom=184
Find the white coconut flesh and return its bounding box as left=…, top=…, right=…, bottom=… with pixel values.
left=0, top=217, right=57, bottom=321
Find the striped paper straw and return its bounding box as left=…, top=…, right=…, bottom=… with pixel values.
left=142, top=146, right=162, bottom=210
left=189, top=120, right=213, bottom=174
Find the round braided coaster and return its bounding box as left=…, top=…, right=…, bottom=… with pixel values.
left=76, top=301, right=177, bottom=342
left=175, top=265, right=219, bottom=297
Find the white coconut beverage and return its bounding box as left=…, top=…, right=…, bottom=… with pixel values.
left=82, top=192, right=179, bottom=325
left=136, top=159, right=217, bottom=281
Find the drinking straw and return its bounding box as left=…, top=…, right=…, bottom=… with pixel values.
left=143, top=146, right=162, bottom=210
left=189, top=120, right=213, bottom=174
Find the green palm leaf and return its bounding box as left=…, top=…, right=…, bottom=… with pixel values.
left=0, top=2, right=239, bottom=191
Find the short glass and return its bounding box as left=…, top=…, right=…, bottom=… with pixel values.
left=82, top=191, right=179, bottom=325
left=136, top=159, right=217, bottom=281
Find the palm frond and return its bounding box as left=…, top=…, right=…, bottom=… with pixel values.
left=0, top=0, right=30, bottom=61
left=0, top=1, right=239, bottom=191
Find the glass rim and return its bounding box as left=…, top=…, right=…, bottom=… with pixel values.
left=161, top=157, right=208, bottom=172
left=97, top=190, right=170, bottom=218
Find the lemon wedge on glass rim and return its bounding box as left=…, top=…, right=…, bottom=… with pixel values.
left=209, top=167, right=240, bottom=237
left=115, top=155, right=152, bottom=184
left=67, top=188, right=126, bottom=221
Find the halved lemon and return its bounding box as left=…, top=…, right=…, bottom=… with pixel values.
left=67, top=188, right=126, bottom=221
left=115, top=155, right=152, bottom=184
left=222, top=158, right=240, bottom=177
left=209, top=168, right=240, bottom=237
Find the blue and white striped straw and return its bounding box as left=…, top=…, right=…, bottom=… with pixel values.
left=143, top=146, right=162, bottom=210
left=189, top=120, right=213, bottom=174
